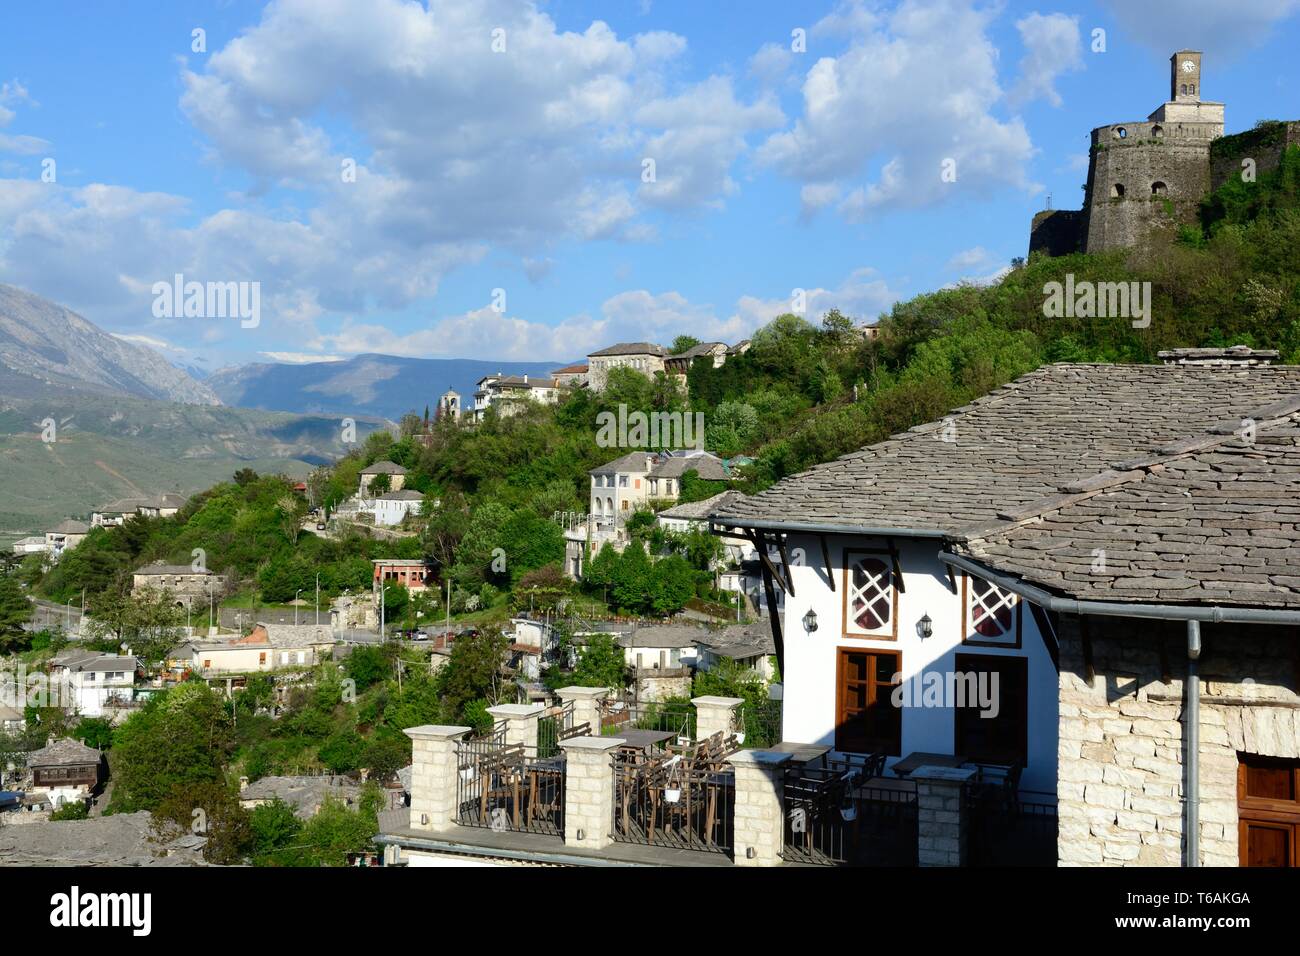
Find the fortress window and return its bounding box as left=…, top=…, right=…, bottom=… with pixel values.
left=1151, top=181, right=1167, bottom=196
left=1152, top=124, right=1164, bottom=138
left=1111, top=183, right=1126, bottom=199
left=1113, top=126, right=1128, bottom=139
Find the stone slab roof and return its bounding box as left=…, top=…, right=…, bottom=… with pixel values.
left=590, top=452, right=656, bottom=475
left=659, top=490, right=747, bottom=520
left=134, top=561, right=212, bottom=576
left=649, top=453, right=729, bottom=481
left=715, top=362, right=1300, bottom=535
left=0, top=811, right=206, bottom=866
left=588, top=342, right=668, bottom=357
left=953, top=412, right=1300, bottom=609
left=48, top=519, right=89, bottom=534
left=28, top=737, right=102, bottom=768
left=378, top=489, right=424, bottom=500
left=240, top=775, right=360, bottom=819
left=361, top=460, right=407, bottom=475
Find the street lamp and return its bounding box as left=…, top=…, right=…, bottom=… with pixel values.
left=295, top=589, right=303, bottom=626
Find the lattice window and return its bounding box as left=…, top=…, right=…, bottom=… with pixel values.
left=967, top=576, right=1018, bottom=643
left=845, top=553, right=894, bottom=636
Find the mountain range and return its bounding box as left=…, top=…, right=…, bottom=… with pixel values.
left=205, top=353, right=569, bottom=421
left=0, top=285, right=388, bottom=539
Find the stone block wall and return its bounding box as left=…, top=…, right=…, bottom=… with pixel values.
left=1057, top=615, right=1299, bottom=866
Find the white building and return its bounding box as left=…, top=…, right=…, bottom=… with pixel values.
left=49, top=652, right=139, bottom=718
left=374, top=489, right=424, bottom=526
left=471, top=374, right=562, bottom=421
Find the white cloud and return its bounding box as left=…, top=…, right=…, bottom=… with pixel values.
left=757, top=0, right=1037, bottom=220
left=944, top=246, right=996, bottom=272
left=111, top=332, right=186, bottom=353
left=732, top=267, right=902, bottom=328
left=1100, top=0, right=1300, bottom=56
left=1007, top=13, right=1083, bottom=109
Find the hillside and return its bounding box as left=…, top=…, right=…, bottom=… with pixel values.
left=206, top=353, right=567, bottom=420
left=0, top=391, right=386, bottom=540
left=0, top=284, right=219, bottom=405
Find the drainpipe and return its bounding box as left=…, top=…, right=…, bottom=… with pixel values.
left=1185, top=619, right=1201, bottom=868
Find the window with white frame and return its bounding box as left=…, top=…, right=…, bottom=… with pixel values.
left=963, top=575, right=1021, bottom=647
left=843, top=550, right=897, bottom=639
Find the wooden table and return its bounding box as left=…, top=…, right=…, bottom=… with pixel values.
left=614, top=729, right=677, bottom=752
left=890, top=751, right=967, bottom=778
left=770, top=741, right=832, bottom=768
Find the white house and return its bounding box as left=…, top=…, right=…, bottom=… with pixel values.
left=49, top=652, right=138, bottom=718
left=374, top=489, right=424, bottom=526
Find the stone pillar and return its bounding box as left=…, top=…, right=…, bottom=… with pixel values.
left=913, top=765, right=975, bottom=866
left=693, top=695, right=743, bottom=743
left=727, top=749, right=793, bottom=867
left=486, top=703, right=545, bottom=750
left=559, top=735, right=624, bottom=850
left=404, top=724, right=471, bottom=833
left=557, top=685, right=608, bottom=736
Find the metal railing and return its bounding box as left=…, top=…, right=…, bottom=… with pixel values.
left=454, top=738, right=565, bottom=837
left=613, top=755, right=734, bottom=855
left=600, top=699, right=694, bottom=743
left=965, top=785, right=1057, bottom=866
left=736, top=698, right=782, bottom=749
left=782, top=769, right=918, bottom=866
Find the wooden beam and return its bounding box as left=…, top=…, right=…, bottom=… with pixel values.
left=886, top=537, right=905, bottom=593
left=1081, top=615, right=1095, bottom=684
left=775, top=535, right=797, bottom=599
left=819, top=534, right=835, bottom=592
left=1027, top=602, right=1060, bottom=673
left=742, top=529, right=794, bottom=595
left=759, top=559, right=785, bottom=677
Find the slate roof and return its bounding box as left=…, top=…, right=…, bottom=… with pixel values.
left=699, top=622, right=776, bottom=657
left=617, top=625, right=706, bottom=649
left=590, top=452, right=656, bottom=475
left=714, top=362, right=1300, bottom=536
left=240, top=775, right=359, bottom=819
left=378, top=489, right=424, bottom=500
left=0, top=811, right=207, bottom=866
left=589, top=342, right=668, bottom=357
left=659, top=490, right=747, bottom=520
left=649, top=453, right=730, bottom=481
left=490, top=375, right=558, bottom=389
left=952, top=411, right=1300, bottom=608
left=28, top=737, right=102, bottom=768
left=135, top=561, right=212, bottom=575
left=361, top=460, right=407, bottom=475
left=48, top=519, right=89, bottom=534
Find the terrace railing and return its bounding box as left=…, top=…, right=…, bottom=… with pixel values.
left=965, top=784, right=1057, bottom=866
left=454, top=737, right=565, bottom=838
left=782, top=766, right=918, bottom=866
left=600, top=699, right=694, bottom=744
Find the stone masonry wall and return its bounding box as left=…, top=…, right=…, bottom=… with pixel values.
left=1058, top=615, right=1299, bottom=866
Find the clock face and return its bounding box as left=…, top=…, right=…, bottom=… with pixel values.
left=1181, top=59, right=1196, bottom=73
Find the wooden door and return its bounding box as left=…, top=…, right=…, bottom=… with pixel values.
left=1237, top=755, right=1300, bottom=867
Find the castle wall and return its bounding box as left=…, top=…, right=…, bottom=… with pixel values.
left=1209, top=121, right=1300, bottom=192
left=1082, top=121, right=1214, bottom=253
left=1029, top=209, right=1085, bottom=258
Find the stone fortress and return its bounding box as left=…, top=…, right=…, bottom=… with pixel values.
left=1030, top=51, right=1300, bottom=256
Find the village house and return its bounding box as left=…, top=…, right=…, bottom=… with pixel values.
left=373, top=489, right=424, bottom=526
left=25, top=737, right=103, bottom=809
left=358, top=461, right=407, bottom=494
left=10, top=535, right=48, bottom=555
left=550, top=363, right=589, bottom=388
left=131, top=560, right=221, bottom=612
left=238, top=774, right=361, bottom=819
left=372, top=558, right=432, bottom=592
left=584, top=342, right=669, bottom=392
left=588, top=451, right=657, bottom=531
left=48, top=651, right=139, bottom=717
left=713, top=346, right=1300, bottom=867
left=646, top=451, right=730, bottom=502
left=43, top=519, right=89, bottom=560
left=471, top=373, right=561, bottom=421
left=90, top=494, right=186, bottom=527
left=171, top=622, right=333, bottom=676
left=663, top=341, right=729, bottom=382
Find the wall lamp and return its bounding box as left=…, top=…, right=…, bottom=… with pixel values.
left=802, top=608, right=819, bottom=633
left=916, top=614, right=933, bottom=641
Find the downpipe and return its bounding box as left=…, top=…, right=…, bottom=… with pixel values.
left=1185, top=620, right=1201, bottom=868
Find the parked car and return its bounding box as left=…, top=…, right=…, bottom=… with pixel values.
left=412, top=631, right=429, bottom=642
left=316, top=522, right=327, bottom=531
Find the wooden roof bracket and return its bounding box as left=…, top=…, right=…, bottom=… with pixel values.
left=887, top=537, right=905, bottom=593
left=819, top=534, right=835, bottom=592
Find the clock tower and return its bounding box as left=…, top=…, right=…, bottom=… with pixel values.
left=1171, top=50, right=1202, bottom=102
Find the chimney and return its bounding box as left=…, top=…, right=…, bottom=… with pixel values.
left=1158, top=346, right=1279, bottom=367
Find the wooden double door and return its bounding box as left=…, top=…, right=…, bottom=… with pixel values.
left=1238, top=754, right=1300, bottom=867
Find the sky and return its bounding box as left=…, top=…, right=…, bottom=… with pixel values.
left=1, top=0, right=1299, bottom=373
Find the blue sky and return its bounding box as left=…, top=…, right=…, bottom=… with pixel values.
left=2, top=0, right=1298, bottom=372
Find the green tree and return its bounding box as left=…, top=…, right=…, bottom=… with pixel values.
left=671, top=335, right=700, bottom=354
left=154, top=779, right=253, bottom=865
left=249, top=798, right=303, bottom=866
left=571, top=633, right=627, bottom=690
left=0, top=575, right=33, bottom=653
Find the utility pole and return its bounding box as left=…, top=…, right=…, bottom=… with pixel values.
left=295, top=589, right=303, bottom=626
left=315, top=572, right=320, bottom=627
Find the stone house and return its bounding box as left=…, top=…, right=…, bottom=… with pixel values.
left=359, top=461, right=407, bottom=494
left=26, top=737, right=103, bottom=808
left=131, top=561, right=221, bottom=612
left=714, top=348, right=1300, bottom=865
left=471, top=373, right=561, bottom=421
left=48, top=652, right=139, bottom=718
left=585, top=342, right=668, bottom=391
left=44, top=519, right=88, bottom=559
left=374, top=489, right=424, bottom=526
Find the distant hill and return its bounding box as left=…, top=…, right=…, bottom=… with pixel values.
left=0, top=284, right=220, bottom=405
left=0, top=285, right=390, bottom=539
left=206, top=353, right=569, bottom=420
